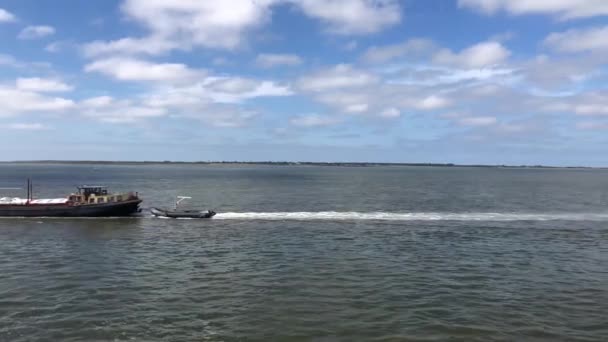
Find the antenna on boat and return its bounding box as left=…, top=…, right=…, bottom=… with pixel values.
left=175, top=196, right=191, bottom=210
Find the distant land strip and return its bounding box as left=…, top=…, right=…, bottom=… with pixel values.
left=0, top=160, right=603, bottom=169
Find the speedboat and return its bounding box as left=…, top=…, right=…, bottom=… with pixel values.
left=150, top=196, right=216, bottom=219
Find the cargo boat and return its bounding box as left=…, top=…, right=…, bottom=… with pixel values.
left=0, top=181, right=142, bottom=217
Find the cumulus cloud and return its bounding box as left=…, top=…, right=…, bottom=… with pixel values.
left=458, top=116, right=498, bottom=126
left=0, top=85, right=75, bottom=117
left=293, top=0, right=401, bottom=35
left=297, top=68, right=453, bottom=117
left=544, top=25, right=608, bottom=53
left=520, top=54, right=602, bottom=93
left=45, top=41, right=75, bottom=53
left=380, top=107, right=400, bottom=118
left=255, top=53, right=303, bottom=68
left=4, top=123, right=49, bottom=130
left=362, top=38, right=436, bottom=64
left=84, top=0, right=401, bottom=57
left=433, top=41, right=511, bottom=68
left=83, top=36, right=180, bottom=57
left=18, top=25, right=55, bottom=39
left=0, top=8, right=16, bottom=23
left=0, top=54, right=18, bottom=67
left=84, top=57, right=204, bottom=83
left=541, top=91, right=608, bottom=116
left=16, top=78, right=73, bottom=92
left=415, top=95, right=450, bottom=110
left=80, top=96, right=167, bottom=123
left=290, top=114, right=342, bottom=127
left=458, top=0, right=608, bottom=20
left=298, top=64, right=378, bottom=91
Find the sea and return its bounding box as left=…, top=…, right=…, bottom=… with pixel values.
left=0, top=163, right=606, bottom=342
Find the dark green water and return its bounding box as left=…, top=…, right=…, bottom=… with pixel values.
left=0, top=164, right=607, bottom=341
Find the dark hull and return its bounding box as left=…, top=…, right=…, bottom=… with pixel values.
left=151, top=207, right=216, bottom=219
left=0, top=200, right=142, bottom=217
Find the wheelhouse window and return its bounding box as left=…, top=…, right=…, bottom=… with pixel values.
left=97, top=197, right=105, bottom=204
left=89, top=198, right=95, bottom=204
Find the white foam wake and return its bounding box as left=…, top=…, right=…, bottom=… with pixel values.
left=213, top=211, right=608, bottom=222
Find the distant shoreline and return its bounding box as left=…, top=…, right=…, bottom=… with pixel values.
left=0, top=160, right=603, bottom=169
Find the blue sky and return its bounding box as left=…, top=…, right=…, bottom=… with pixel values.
left=0, top=0, right=607, bottom=165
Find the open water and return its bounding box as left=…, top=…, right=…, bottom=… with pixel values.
left=0, top=163, right=607, bottom=341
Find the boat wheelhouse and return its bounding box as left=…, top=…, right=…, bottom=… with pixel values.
left=68, top=186, right=139, bottom=206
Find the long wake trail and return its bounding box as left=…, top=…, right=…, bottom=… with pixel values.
left=2, top=211, right=607, bottom=222
left=213, top=211, right=608, bottom=222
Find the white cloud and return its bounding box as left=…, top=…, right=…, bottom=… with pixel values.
left=298, top=64, right=378, bottom=91
left=293, top=0, right=401, bottom=35
left=147, top=77, right=292, bottom=106
left=0, top=54, right=18, bottom=67
left=79, top=96, right=167, bottom=123
left=256, top=53, right=302, bottom=68
left=84, top=0, right=401, bottom=57
left=574, top=103, right=608, bottom=116
left=544, top=25, right=608, bottom=53
left=458, top=116, right=498, bottom=126
left=212, top=57, right=230, bottom=66
left=362, top=38, right=436, bottom=63
left=141, top=88, right=262, bottom=127
left=5, top=123, right=48, bottom=130
left=314, top=91, right=372, bottom=113
left=201, top=77, right=293, bottom=103
left=45, top=41, right=75, bottom=53
left=433, top=41, right=511, bottom=68
left=344, top=103, right=369, bottom=113
left=541, top=92, right=608, bottom=116
left=0, top=85, right=75, bottom=117
left=415, top=95, right=450, bottom=110
left=380, top=107, right=400, bottom=118
left=81, top=96, right=113, bottom=108
left=458, top=0, right=608, bottom=20
left=16, top=78, right=73, bottom=93
left=521, top=54, right=602, bottom=93
left=18, top=25, right=55, bottom=40
left=387, top=65, right=515, bottom=86
left=83, top=36, right=177, bottom=57
left=108, top=0, right=276, bottom=54
left=290, top=114, right=342, bottom=127
left=84, top=57, right=204, bottom=82
left=0, top=8, right=16, bottom=23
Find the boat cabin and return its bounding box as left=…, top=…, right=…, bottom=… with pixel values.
left=68, top=186, right=137, bottom=205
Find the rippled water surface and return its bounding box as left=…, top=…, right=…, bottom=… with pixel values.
left=0, top=164, right=607, bottom=341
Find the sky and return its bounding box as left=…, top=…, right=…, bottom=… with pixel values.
left=0, top=0, right=607, bottom=165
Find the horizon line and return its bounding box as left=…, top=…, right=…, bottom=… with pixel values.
left=0, top=160, right=605, bottom=169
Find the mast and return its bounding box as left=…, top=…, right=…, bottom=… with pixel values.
left=26, top=179, right=30, bottom=203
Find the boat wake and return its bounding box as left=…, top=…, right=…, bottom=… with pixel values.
left=213, top=211, right=608, bottom=222
left=2, top=211, right=607, bottom=222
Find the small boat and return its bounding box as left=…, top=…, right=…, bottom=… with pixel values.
left=150, top=196, right=216, bottom=219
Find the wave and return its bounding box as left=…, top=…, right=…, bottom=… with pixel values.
left=214, top=211, right=608, bottom=222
